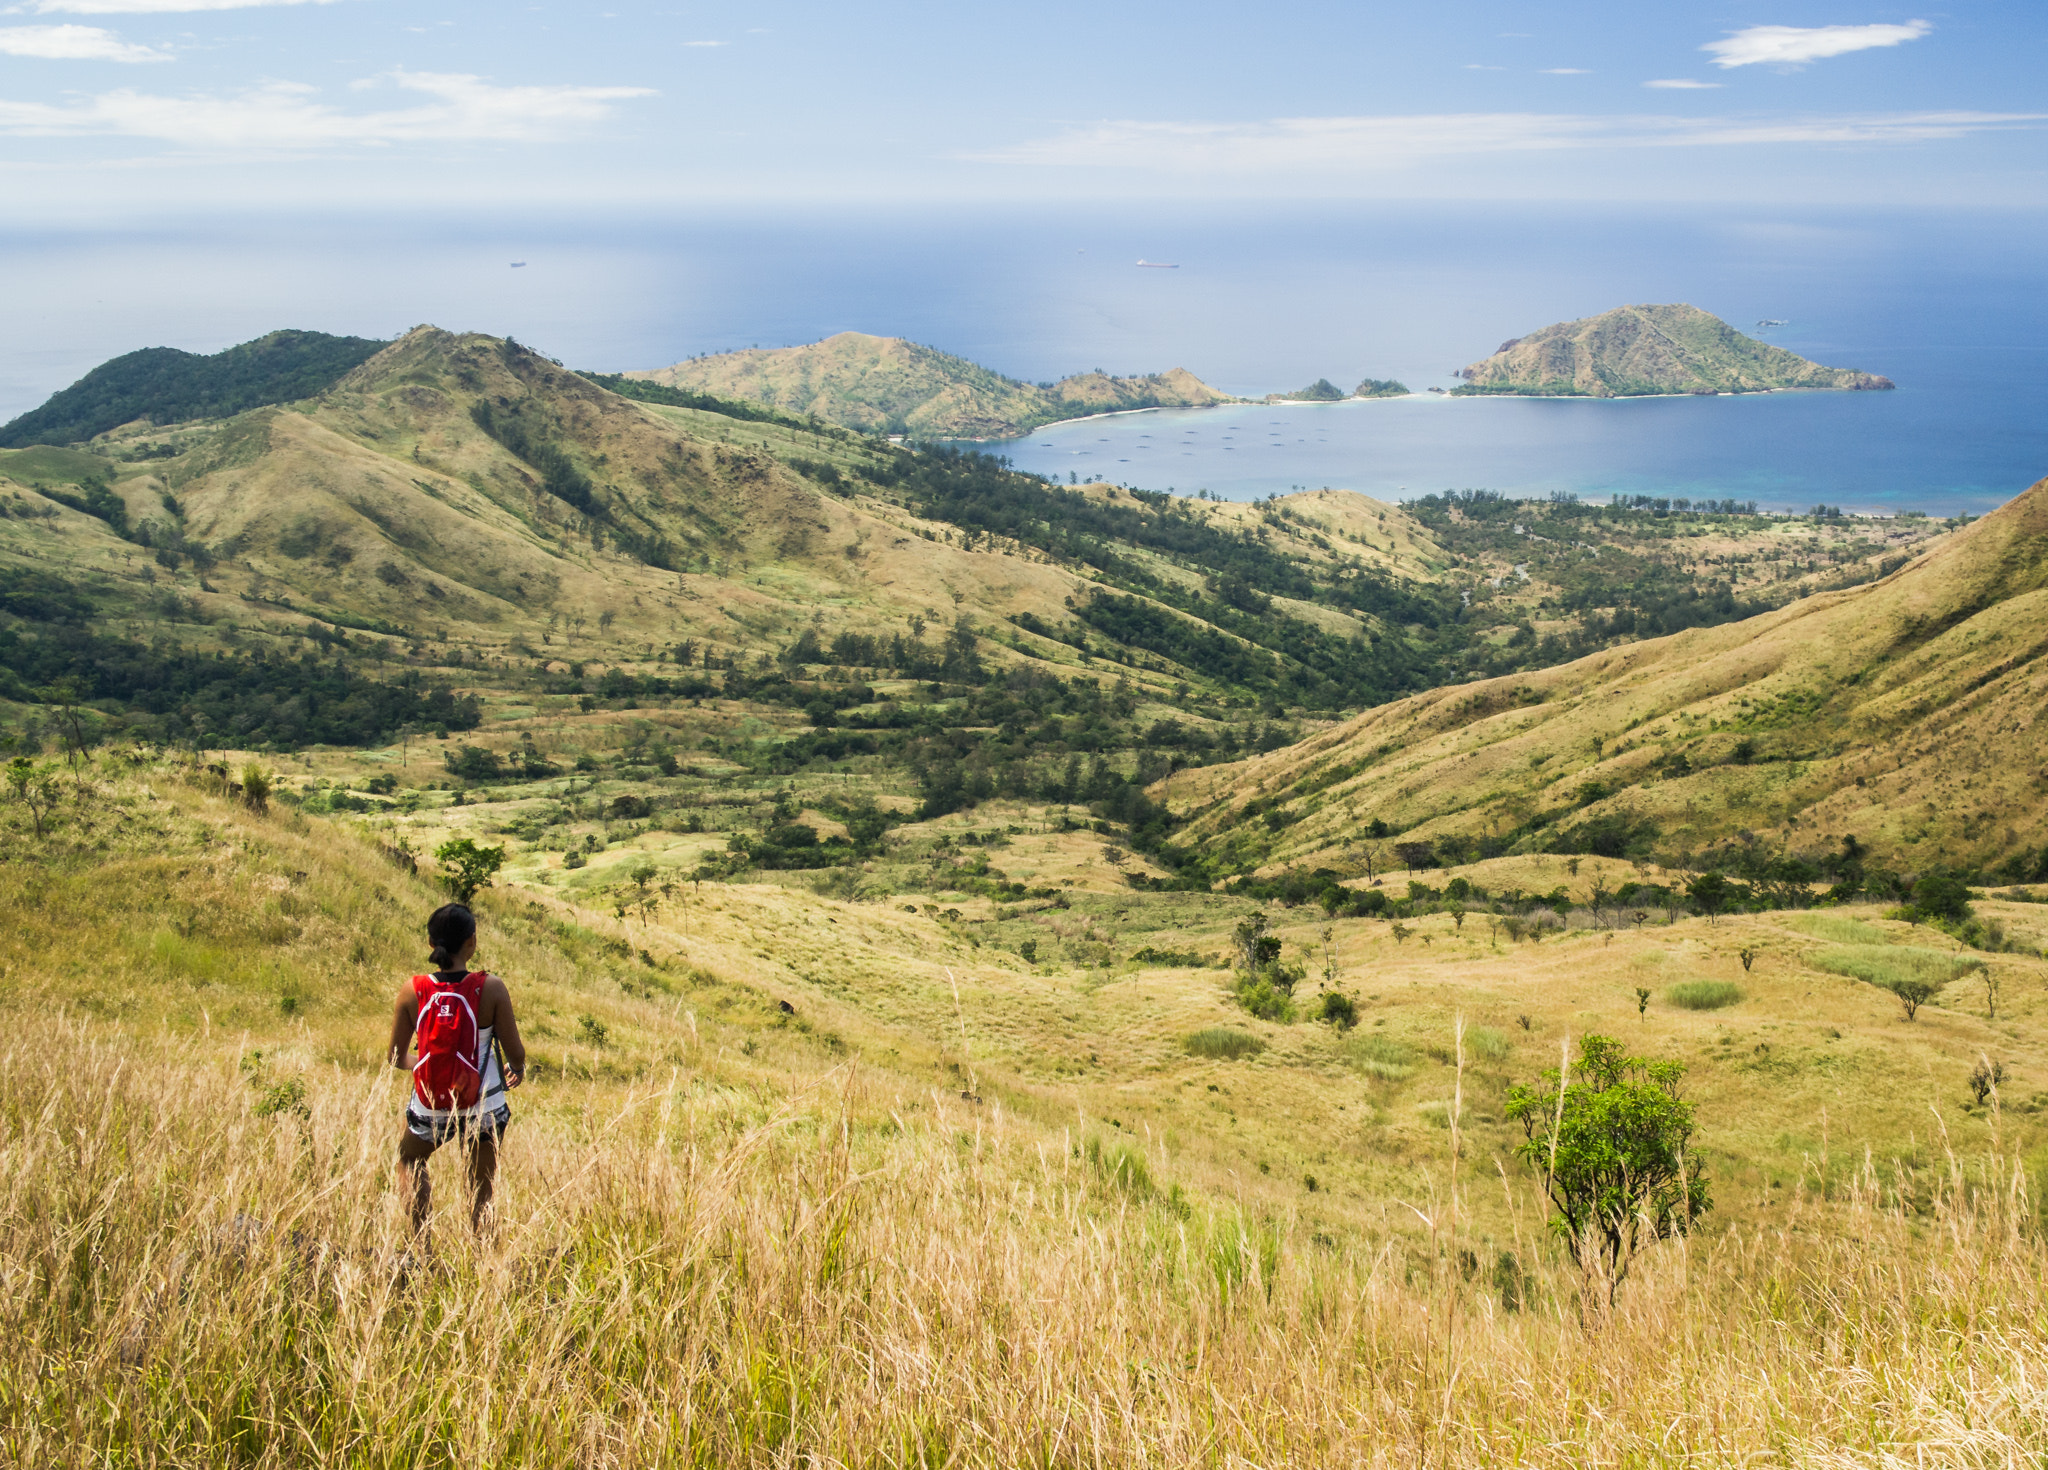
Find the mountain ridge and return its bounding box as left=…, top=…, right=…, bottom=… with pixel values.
left=629, top=331, right=1234, bottom=439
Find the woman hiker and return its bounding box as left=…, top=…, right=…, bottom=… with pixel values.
left=388, top=903, right=526, bottom=1233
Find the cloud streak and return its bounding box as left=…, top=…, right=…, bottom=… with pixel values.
left=0, top=23, right=168, bottom=60
left=973, top=110, right=2046, bottom=172
left=1704, top=21, right=1932, bottom=69
left=0, top=69, right=654, bottom=146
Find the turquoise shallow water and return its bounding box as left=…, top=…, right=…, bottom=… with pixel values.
left=3, top=203, right=2044, bottom=514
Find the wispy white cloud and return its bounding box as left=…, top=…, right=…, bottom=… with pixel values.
left=972, top=110, right=2046, bottom=171
left=27, top=0, right=342, bottom=11
left=1463, top=63, right=1504, bottom=71
left=0, top=69, right=655, bottom=146
left=0, top=23, right=168, bottom=60
left=1705, top=20, right=1932, bottom=69
left=1540, top=68, right=1591, bottom=75
left=1645, top=79, right=1721, bottom=90
left=681, top=40, right=724, bottom=48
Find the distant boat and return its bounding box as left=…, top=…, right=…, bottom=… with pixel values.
left=1135, top=259, right=1179, bottom=269
left=1756, top=318, right=1786, bottom=329
left=510, top=261, right=527, bottom=268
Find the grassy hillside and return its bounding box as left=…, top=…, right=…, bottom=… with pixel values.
left=0, top=329, right=387, bottom=447
left=1165, top=478, right=2048, bottom=878
left=629, top=331, right=1233, bottom=438
left=0, top=325, right=1964, bottom=904
left=1456, top=304, right=1895, bottom=398
left=4, top=740, right=2047, bottom=1462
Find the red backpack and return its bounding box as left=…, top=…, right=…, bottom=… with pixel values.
left=411, top=972, right=487, bottom=1111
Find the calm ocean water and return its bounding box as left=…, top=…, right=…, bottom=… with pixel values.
left=3, top=204, right=2044, bottom=514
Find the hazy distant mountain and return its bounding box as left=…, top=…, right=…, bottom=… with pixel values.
left=1455, top=304, right=1894, bottom=399
left=629, top=332, right=1233, bottom=439
left=0, top=330, right=387, bottom=448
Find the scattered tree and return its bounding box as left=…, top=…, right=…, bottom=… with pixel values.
left=1506, top=1034, right=1712, bottom=1305
left=1738, top=947, right=1758, bottom=973
left=1968, top=1055, right=2005, bottom=1107
left=1687, top=872, right=1731, bottom=922
left=435, top=838, right=507, bottom=903
left=5, top=758, right=62, bottom=837
left=1635, top=987, right=1651, bottom=1018
left=1890, top=977, right=1936, bottom=1022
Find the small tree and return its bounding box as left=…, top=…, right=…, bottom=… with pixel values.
left=5, top=758, right=61, bottom=837
left=1687, top=872, right=1732, bottom=923
left=1505, top=1034, right=1712, bottom=1305
left=1635, top=987, right=1651, bottom=1018
left=1738, top=947, right=1758, bottom=973
left=1968, top=1055, right=2005, bottom=1107
left=435, top=838, right=507, bottom=903
left=1233, top=913, right=1279, bottom=973
left=1890, top=977, right=1936, bottom=1022
left=1394, top=840, right=1436, bottom=874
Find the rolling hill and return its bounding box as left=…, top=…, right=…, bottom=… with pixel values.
left=0, top=328, right=388, bottom=448
left=628, top=331, right=1234, bottom=438
left=1455, top=304, right=1894, bottom=398
left=1164, top=478, right=2048, bottom=876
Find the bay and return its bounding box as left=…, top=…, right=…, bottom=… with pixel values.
left=3, top=203, right=2043, bottom=514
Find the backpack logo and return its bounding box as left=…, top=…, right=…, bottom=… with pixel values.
left=412, top=972, right=484, bottom=1111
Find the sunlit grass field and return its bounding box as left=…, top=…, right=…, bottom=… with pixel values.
left=5, top=760, right=2048, bottom=1464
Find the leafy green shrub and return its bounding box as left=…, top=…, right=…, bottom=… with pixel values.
left=1665, top=980, right=1743, bottom=1011
left=1185, top=1028, right=1265, bottom=1061
left=1318, top=992, right=1359, bottom=1029
left=1232, top=973, right=1294, bottom=1022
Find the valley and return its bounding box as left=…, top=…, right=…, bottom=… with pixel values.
left=2, top=325, right=2045, bottom=1464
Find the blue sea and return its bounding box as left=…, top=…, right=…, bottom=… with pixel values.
left=4, top=204, right=2045, bottom=514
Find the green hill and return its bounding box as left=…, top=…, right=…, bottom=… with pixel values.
left=0, top=328, right=388, bottom=448
left=1455, top=304, right=1894, bottom=398
left=1165, top=478, right=2048, bottom=877
left=628, top=331, right=1233, bottom=438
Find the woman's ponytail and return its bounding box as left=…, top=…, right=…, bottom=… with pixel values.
left=425, top=903, right=477, bottom=971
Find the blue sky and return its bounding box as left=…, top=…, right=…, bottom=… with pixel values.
left=0, top=2, right=2042, bottom=213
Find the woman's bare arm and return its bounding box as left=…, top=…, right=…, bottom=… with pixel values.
left=484, top=977, right=526, bottom=1087
left=388, top=984, right=418, bottom=1070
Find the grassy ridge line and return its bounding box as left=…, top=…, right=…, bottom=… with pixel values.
left=5, top=778, right=2048, bottom=1461
left=1167, top=477, right=2048, bottom=873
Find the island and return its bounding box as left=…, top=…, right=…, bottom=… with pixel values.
left=1453, top=304, right=1893, bottom=398
left=626, top=331, right=1233, bottom=440
left=1265, top=376, right=1410, bottom=403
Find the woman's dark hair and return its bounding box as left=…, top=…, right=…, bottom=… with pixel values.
left=426, top=903, right=477, bottom=970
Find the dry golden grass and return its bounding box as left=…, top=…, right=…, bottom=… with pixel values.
left=8, top=766, right=2048, bottom=1464
left=8, top=987, right=2048, bottom=1465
